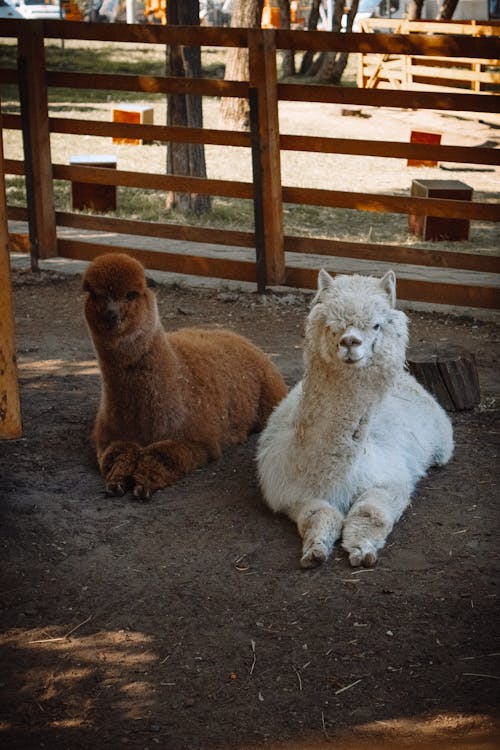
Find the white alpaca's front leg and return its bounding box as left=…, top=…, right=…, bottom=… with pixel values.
left=341, top=487, right=408, bottom=567
left=294, top=500, right=344, bottom=569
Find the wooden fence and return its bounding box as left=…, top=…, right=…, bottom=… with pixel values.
left=0, top=19, right=499, bottom=309
left=358, top=19, right=500, bottom=92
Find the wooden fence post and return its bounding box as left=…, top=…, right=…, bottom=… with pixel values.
left=17, top=21, right=57, bottom=265
left=248, top=28, right=285, bottom=288
left=0, top=109, right=22, bottom=439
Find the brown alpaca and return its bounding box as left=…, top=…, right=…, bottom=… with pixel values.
left=83, top=253, right=287, bottom=500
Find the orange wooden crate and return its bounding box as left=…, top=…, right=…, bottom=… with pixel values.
left=112, top=105, right=154, bottom=145
left=407, top=129, right=442, bottom=167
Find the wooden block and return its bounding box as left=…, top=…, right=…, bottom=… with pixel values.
left=407, top=344, right=480, bottom=411
left=407, top=129, right=442, bottom=167
left=112, top=104, right=154, bottom=145
left=409, top=178, right=473, bottom=241
left=70, top=154, right=117, bottom=213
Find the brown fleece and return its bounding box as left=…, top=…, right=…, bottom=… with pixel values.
left=83, top=253, right=287, bottom=499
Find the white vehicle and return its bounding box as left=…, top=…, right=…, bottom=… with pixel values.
left=0, top=0, right=23, bottom=17
left=4, top=0, right=63, bottom=20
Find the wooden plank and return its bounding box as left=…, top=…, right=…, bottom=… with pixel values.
left=278, top=84, right=500, bottom=113
left=42, top=20, right=249, bottom=47
left=248, top=28, right=285, bottom=287
left=55, top=211, right=256, bottom=248
left=282, top=186, right=500, bottom=222
left=17, top=22, right=57, bottom=261
left=274, top=29, right=500, bottom=59
left=47, top=71, right=249, bottom=99
left=0, top=116, right=22, bottom=440
left=3, top=159, right=25, bottom=176
left=56, top=238, right=258, bottom=283
left=280, top=135, right=500, bottom=166
left=47, top=117, right=252, bottom=148
left=80, top=121, right=250, bottom=147
left=53, top=164, right=254, bottom=199
left=284, top=266, right=500, bottom=309
left=284, top=235, right=500, bottom=274
left=410, top=64, right=500, bottom=84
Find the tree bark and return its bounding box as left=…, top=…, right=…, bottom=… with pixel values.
left=407, top=0, right=425, bottom=19
left=166, top=0, right=210, bottom=214
left=279, top=0, right=295, bottom=78
left=437, top=0, right=460, bottom=19
left=314, top=0, right=360, bottom=84
left=299, top=0, right=322, bottom=75
left=219, top=0, right=263, bottom=131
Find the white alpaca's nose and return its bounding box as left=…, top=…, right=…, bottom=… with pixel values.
left=340, top=332, right=362, bottom=349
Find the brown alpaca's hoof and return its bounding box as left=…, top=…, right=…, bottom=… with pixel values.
left=105, top=480, right=127, bottom=497
left=133, top=483, right=154, bottom=502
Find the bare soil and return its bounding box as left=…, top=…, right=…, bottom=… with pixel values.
left=1, top=267, right=499, bottom=749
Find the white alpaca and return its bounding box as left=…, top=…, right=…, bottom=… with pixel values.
left=257, top=269, right=453, bottom=568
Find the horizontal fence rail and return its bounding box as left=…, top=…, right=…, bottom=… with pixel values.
left=0, top=19, right=499, bottom=309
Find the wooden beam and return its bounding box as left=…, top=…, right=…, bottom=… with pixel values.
left=248, top=28, right=285, bottom=287
left=18, top=21, right=57, bottom=261
left=284, top=266, right=500, bottom=309
left=0, top=111, right=22, bottom=440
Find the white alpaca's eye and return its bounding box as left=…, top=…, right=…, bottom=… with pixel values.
left=373, top=323, right=381, bottom=331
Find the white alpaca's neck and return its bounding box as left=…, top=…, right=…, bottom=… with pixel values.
left=294, top=354, right=394, bottom=483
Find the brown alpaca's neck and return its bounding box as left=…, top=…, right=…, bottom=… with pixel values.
left=95, top=326, right=178, bottom=398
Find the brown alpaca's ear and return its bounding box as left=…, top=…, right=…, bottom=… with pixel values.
left=146, top=276, right=158, bottom=291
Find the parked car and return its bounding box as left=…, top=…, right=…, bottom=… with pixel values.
left=3, top=0, right=63, bottom=19
left=0, top=0, right=23, bottom=18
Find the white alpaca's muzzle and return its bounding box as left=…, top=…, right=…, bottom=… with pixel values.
left=338, top=326, right=368, bottom=365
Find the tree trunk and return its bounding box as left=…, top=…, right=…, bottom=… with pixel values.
left=437, top=0, right=460, bottom=19
left=314, top=0, right=360, bottom=84
left=407, top=0, right=425, bottom=19
left=219, top=0, right=263, bottom=131
left=279, top=0, right=295, bottom=78
left=299, top=0, right=322, bottom=75
left=165, top=0, right=210, bottom=214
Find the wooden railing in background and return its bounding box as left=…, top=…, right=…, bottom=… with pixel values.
left=358, top=19, right=500, bottom=92
left=0, top=19, right=499, bottom=309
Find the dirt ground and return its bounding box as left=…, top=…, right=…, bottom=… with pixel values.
left=1, top=267, right=499, bottom=749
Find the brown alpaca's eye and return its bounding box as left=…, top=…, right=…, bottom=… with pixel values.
left=127, top=291, right=139, bottom=301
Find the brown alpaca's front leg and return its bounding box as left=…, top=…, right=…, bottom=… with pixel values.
left=99, top=441, right=141, bottom=497
left=133, top=440, right=214, bottom=501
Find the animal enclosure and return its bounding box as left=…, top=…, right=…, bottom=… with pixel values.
left=0, top=19, right=499, bottom=309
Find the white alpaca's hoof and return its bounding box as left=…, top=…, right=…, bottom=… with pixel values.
left=300, top=541, right=329, bottom=568
left=348, top=546, right=378, bottom=568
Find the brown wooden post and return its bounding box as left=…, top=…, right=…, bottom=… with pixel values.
left=0, top=108, right=22, bottom=439
left=248, top=28, right=285, bottom=288
left=17, top=21, right=57, bottom=264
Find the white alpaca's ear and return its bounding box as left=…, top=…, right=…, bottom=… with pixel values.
left=380, top=270, right=396, bottom=307
left=312, top=269, right=335, bottom=306
left=318, top=269, right=335, bottom=293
